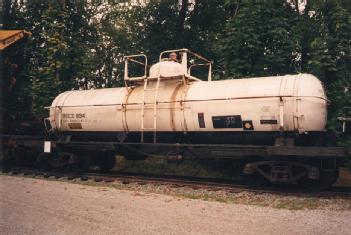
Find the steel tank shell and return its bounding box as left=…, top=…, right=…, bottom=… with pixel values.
left=49, top=68, right=327, bottom=136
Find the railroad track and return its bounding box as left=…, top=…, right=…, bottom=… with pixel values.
left=2, top=167, right=351, bottom=199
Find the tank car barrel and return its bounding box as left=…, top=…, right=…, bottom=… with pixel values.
left=40, top=48, right=345, bottom=189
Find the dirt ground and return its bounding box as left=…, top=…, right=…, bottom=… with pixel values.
left=1, top=175, right=350, bottom=235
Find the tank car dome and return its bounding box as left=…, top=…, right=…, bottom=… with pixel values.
left=149, top=61, right=186, bottom=77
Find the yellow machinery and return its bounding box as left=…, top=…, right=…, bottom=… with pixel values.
left=0, top=30, right=31, bottom=50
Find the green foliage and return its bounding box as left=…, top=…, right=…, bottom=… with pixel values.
left=338, top=137, right=351, bottom=170
left=218, top=0, right=297, bottom=78
left=4, top=0, right=104, bottom=117
left=308, top=1, right=351, bottom=81
left=307, top=1, right=351, bottom=134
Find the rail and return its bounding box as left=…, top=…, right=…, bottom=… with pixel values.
left=3, top=168, right=351, bottom=198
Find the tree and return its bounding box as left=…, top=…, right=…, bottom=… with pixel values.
left=218, top=0, right=297, bottom=78
left=306, top=0, right=351, bottom=130
left=5, top=1, right=103, bottom=116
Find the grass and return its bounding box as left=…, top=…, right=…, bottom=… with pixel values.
left=335, top=168, right=351, bottom=187
left=114, top=156, right=239, bottom=179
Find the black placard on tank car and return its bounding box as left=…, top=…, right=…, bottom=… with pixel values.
left=198, top=113, right=206, bottom=128
left=212, top=115, right=243, bottom=128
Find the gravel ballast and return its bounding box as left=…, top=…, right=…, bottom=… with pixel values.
left=0, top=175, right=350, bottom=235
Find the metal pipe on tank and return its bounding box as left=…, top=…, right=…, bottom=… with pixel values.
left=208, top=63, right=212, bottom=81
left=124, top=59, right=128, bottom=81
left=279, top=97, right=284, bottom=131
left=181, top=51, right=187, bottom=75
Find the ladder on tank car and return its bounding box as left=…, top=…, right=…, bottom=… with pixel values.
left=124, top=49, right=213, bottom=144
left=124, top=54, right=159, bottom=143
left=141, top=76, right=160, bottom=143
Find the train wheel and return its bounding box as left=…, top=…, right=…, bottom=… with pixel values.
left=2, top=150, right=14, bottom=170
left=240, top=162, right=265, bottom=187
left=97, top=154, right=116, bottom=171
left=76, top=155, right=91, bottom=172
left=46, top=152, right=73, bottom=169
left=242, top=173, right=265, bottom=187
left=297, top=169, right=339, bottom=191
left=2, top=146, right=38, bottom=169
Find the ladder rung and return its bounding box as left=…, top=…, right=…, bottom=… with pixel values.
left=142, top=115, right=157, bottom=118
left=142, top=128, right=156, bottom=130
left=141, top=77, right=160, bottom=143
left=144, top=88, right=158, bottom=91
left=142, top=115, right=156, bottom=118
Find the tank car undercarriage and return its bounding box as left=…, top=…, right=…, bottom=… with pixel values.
left=1, top=134, right=345, bottom=190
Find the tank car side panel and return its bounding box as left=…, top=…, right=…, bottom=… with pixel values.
left=126, top=80, right=183, bottom=104
left=186, top=98, right=282, bottom=132
left=49, top=73, right=327, bottom=136
left=297, top=74, right=327, bottom=99
left=294, top=97, right=327, bottom=131
left=55, top=88, right=127, bottom=106
left=186, top=76, right=288, bottom=101
left=124, top=79, right=190, bottom=132
left=49, top=91, right=75, bottom=130
left=58, top=106, right=122, bottom=132
left=184, top=74, right=326, bottom=133
left=185, top=74, right=325, bottom=101
left=49, top=88, right=128, bottom=132
left=184, top=96, right=326, bottom=132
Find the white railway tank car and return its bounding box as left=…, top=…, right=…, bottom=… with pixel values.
left=42, top=49, right=344, bottom=189
left=46, top=49, right=327, bottom=145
